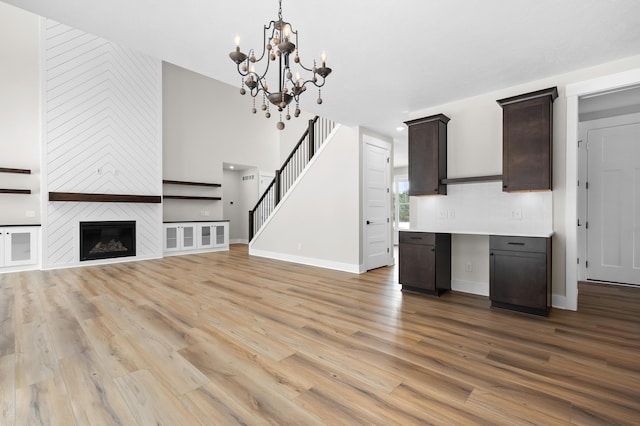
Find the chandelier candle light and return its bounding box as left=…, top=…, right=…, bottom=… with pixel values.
left=229, top=0, right=332, bottom=130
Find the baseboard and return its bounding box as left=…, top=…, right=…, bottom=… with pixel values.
left=552, top=294, right=568, bottom=310
left=229, top=239, right=248, bottom=245
left=451, top=279, right=489, bottom=297
left=249, top=248, right=361, bottom=274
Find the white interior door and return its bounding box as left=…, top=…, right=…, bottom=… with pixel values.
left=364, top=140, right=391, bottom=271
left=586, top=114, right=640, bottom=285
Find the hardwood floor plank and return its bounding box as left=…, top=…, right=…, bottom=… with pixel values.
left=0, top=292, right=15, bottom=357
left=15, top=321, right=59, bottom=388
left=15, top=291, right=44, bottom=325
left=4, top=245, right=640, bottom=424
left=15, top=375, right=76, bottom=426
left=114, top=370, right=201, bottom=425
left=81, top=316, right=146, bottom=378
left=181, top=383, right=271, bottom=426
left=0, top=354, right=16, bottom=426
left=58, top=350, right=138, bottom=426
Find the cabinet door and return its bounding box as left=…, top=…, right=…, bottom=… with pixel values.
left=498, top=87, right=556, bottom=192
left=198, top=224, right=214, bottom=249
left=163, top=224, right=181, bottom=252
left=4, top=227, right=37, bottom=266
left=181, top=224, right=197, bottom=250
left=406, top=114, right=449, bottom=196
left=213, top=223, right=228, bottom=248
left=490, top=250, right=547, bottom=311
left=399, top=243, right=436, bottom=292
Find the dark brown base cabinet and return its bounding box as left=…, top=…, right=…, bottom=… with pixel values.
left=489, top=236, right=551, bottom=316
left=399, top=232, right=451, bottom=296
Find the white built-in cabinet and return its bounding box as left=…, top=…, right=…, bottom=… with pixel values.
left=0, top=226, right=39, bottom=270
left=163, top=221, right=229, bottom=255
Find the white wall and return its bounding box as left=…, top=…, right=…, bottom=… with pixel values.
left=162, top=62, right=280, bottom=222
left=0, top=3, right=40, bottom=225
left=42, top=20, right=163, bottom=268
left=250, top=124, right=361, bottom=272
left=409, top=54, right=640, bottom=305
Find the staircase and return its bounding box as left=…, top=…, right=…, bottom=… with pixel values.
left=249, top=116, right=336, bottom=240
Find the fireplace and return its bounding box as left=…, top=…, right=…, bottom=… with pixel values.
left=80, top=221, right=136, bottom=261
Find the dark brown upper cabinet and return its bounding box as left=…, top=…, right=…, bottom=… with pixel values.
left=404, top=114, right=450, bottom=196
left=497, top=87, right=557, bottom=192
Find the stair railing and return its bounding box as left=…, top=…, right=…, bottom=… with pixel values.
left=249, top=116, right=336, bottom=240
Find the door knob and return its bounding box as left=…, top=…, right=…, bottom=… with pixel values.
left=366, top=220, right=373, bottom=225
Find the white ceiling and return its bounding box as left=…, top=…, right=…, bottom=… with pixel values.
left=4, top=0, right=640, bottom=159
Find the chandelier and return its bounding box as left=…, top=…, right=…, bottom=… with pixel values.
left=229, top=0, right=332, bottom=130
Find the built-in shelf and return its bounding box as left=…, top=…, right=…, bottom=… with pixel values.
left=441, top=175, right=503, bottom=185
left=162, top=179, right=221, bottom=201
left=163, top=195, right=222, bottom=201
left=163, top=179, right=221, bottom=187
left=49, top=192, right=162, bottom=203
left=0, top=189, right=31, bottom=194
left=0, top=167, right=31, bottom=174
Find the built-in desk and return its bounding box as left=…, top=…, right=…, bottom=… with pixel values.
left=399, top=229, right=553, bottom=316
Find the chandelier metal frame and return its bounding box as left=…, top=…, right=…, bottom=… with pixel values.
left=229, top=0, right=331, bottom=129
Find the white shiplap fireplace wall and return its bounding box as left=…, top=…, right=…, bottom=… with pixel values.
left=42, top=20, right=163, bottom=269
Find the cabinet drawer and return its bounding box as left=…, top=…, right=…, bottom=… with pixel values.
left=490, top=235, right=547, bottom=253
left=400, top=232, right=435, bottom=245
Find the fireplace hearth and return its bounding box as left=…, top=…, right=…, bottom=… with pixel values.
left=80, top=221, right=136, bottom=261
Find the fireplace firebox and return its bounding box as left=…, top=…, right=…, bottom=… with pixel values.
left=80, top=221, right=136, bottom=261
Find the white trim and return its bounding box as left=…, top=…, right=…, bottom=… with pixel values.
left=564, top=67, right=640, bottom=312
left=163, top=247, right=229, bottom=257
left=451, top=279, right=489, bottom=297
left=250, top=248, right=361, bottom=274
left=230, top=239, right=248, bottom=245
left=552, top=294, right=567, bottom=310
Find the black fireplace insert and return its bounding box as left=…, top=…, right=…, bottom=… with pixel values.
left=80, top=221, right=136, bottom=261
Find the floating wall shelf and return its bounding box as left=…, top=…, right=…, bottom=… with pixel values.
left=440, top=175, right=503, bottom=185
left=162, top=179, right=222, bottom=201
left=0, top=189, right=31, bottom=194
left=163, top=195, right=222, bottom=201
left=0, top=167, right=31, bottom=174
left=163, top=179, right=221, bottom=187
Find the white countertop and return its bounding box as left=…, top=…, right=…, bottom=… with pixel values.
left=401, top=229, right=554, bottom=238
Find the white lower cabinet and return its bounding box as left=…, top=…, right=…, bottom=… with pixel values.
left=0, top=226, right=39, bottom=271
left=164, top=221, right=229, bottom=255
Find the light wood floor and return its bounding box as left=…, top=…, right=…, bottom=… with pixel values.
left=1, top=245, right=639, bottom=425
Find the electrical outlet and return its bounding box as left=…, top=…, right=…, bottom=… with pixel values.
left=25, top=210, right=35, bottom=217
left=465, top=262, right=472, bottom=272
left=448, top=209, right=456, bottom=220
left=510, top=207, right=522, bottom=220
left=439, top=210, right=448, bottom=220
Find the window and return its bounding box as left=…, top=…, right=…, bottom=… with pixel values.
left=394, top=176, right=410, bottom=229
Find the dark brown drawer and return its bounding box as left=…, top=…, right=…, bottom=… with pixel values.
left=400, top=231, right=435, bottom=245
left=490, top=235, right=548, bottom=253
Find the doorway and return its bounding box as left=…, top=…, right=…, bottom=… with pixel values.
left=363, top=137, right=392, bottom=271
left=578, top=112, right=640, bottom=286
left=566, top=70, right=640, bottom=310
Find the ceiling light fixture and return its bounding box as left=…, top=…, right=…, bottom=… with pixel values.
left=229, top=0, right=332, bottom=130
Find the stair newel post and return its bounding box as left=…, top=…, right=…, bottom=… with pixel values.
left=275, top=169, right=282, bottom=205
left=308, top=119, right=315, bottom=161
left=248, top=210, right=255, bottom=240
